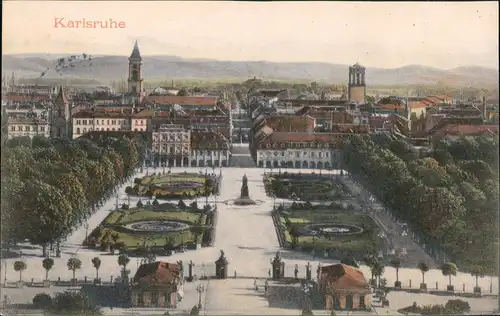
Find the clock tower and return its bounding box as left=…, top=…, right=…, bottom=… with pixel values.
left=128, top=40, right=143, bottom=95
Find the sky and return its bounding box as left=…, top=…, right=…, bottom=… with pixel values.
left=2, top=1, right=499, bottom=69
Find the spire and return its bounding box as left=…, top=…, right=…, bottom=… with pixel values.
left=130, top=40, right=142, bottom=59
left=55, top=85, right=67, bottom=103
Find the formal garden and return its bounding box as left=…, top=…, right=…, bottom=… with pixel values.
left=264, top=172, right=351, bottom=201
left=84, top=199, right=216, bottom=255
left=273, top=202, right=381, bottom=259
left=125, top=172, right=219, bottom=200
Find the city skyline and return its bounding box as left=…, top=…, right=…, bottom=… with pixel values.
left=2, top=1, right=499, bottom=70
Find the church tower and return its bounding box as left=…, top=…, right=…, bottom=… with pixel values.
left=128, top=41, right=143, bottom=95
left=348, top=63, right=366, bottom=104
left=51, top=85, right=72, bottom=138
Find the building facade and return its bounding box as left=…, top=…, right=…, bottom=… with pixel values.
left=190, top=130, right=230, bottom=167
left=319, top=264, right=371, bottom=311
left=72, top=108, right=133, bottom=139
left=151, top=124, right=191, bottom=167
left=131, top=261, right=183, bottom=308
left=255, top=133, right=345, bottom=169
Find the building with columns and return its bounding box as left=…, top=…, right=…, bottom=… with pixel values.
left=255, top=132, right=345, bottom=169
left=151, top=124, right=191, bottom=167
left=348, top=63, right=366, bottom=105
left=190, top=130, right=230, bottom=167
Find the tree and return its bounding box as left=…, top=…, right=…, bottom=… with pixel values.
left=42, top=257, right=54, bottom=281
left=371, top=262, right=385, bottom=288
left=390, top=257, right=402, bottom=287
left=469, top=265, right=485, bottom=289
left=67, top=257, right=82, bottom=281
left=418, top=262, right=430, bottom=285
left=33, top=293, right=53, bottom=309
left=177, top=89, right=188, bottom=96
left=50, top=291, right=101, bottom=315
left=190, top=305, right=200, bottom=316
left=92, top=257, right=101, bottom=280
left=118, top=254, right=130, bottom=278
left=441, top=262, right=457, bottom=289
left=14, top=260, right=27, bottom=282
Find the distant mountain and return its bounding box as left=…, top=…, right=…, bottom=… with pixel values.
left=2, top=54, right=498, bottom=87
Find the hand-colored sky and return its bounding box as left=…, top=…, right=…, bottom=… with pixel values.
left=2, top=1, right=498, bottom=69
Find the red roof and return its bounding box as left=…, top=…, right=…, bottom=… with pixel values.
left=321, top=264, right=368, bottom=290
left=133, top=261, right=180, bottom=285
left=438, top=124, right=499, bottom=136
left=145, top=95, right=217, bottom=106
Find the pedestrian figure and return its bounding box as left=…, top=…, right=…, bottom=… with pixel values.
left=234, top=270, right=237, bottom=278
left=268, top=269, right=271, bottom=278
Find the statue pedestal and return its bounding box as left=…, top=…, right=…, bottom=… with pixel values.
left=234, top=196, right=256, bottom=205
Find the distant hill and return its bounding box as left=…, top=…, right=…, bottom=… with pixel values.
left=2, top=54, right=498, bottom=87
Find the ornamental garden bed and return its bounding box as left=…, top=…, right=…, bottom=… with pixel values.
left=86, top=202, right=211, bottom=252
left=264, top=172, right=351, bottom=201
left=126, top=172, right=218, bottom=200
left=274, top=203, right=381, bottom=258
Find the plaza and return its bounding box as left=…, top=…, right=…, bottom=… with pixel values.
left=1, top=166, right=498, bottom=314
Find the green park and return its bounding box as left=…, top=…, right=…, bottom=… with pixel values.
left=125, top=172, right=217, bottom=200
left=85, top=200, right=213, bottom=254
left=264, top=172, right=351, bottom=201
left=274, top=202, right=381, bottom=258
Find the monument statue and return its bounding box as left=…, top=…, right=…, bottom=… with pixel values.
left=241, top=174, right=249, bottom=198
left=234, top=174, right=256, bottom=205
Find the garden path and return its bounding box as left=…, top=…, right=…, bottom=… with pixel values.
left=2, top=167, right=497, bottom=314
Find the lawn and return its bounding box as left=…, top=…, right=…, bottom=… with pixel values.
left=127, top=172, right=217, bottom=199
left=265, top=173, right=351, bottom=201
left=87, top=204, right=208, bottom=251
left=276, top=204, right=381, bottom=257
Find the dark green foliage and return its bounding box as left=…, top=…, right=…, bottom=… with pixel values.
left=343, top=134, right=498, bottom=273
left=33, top=293, right=52, bottom=309
left=2, top=135, right=143, bottom=252
left=50, top=291, right=101, bottom=315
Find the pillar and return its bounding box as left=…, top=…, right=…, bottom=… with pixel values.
left=353, top=294, right=359, bottom=309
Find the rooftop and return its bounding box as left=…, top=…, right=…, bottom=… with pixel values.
left=145, top=95, right=217, bottom=106
left=321, top=263, right=369, bottom=290
left=133, top=261, right=180, bottom=286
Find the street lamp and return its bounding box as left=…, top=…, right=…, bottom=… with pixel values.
left=196, top=284, right=205, bottom=309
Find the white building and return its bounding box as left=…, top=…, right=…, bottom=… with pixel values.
left=190, top=131, right=230, bottom=167
left=152, top=124, right=191, bottom=167
left=72, top=108, right=133, bottom=139
left=255, top=132, right=344, bottom=169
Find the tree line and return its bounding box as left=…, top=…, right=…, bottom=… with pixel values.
left=343, top=134, right=499, bottom=274
left=1, top=135, right=145, bottom=256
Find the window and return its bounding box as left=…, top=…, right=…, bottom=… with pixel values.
left=326, top=152, right=329, bottom=158
left=76, top=120, right=81, bottom=125
left=112, top=120, right=116, bottom=125
left=25, top=126, right=30, bottom=131
left=135, top=128, right=138, bottom=131
left=10, top=126, right=15, bottom=131
left=311, top=152, right=315, bottom=158
left=319, top=152, right=322, bottom=158
left=41, top=126, right=45, bottom=132
left=32, top=126, right=36, bottom=132
left=296, top=152, right=300, bottom=158
left=18, top=126, right=22, bottom=131
left=83, top=128, right=87, bottom=133
left=107, top=120, right=110, bottom=125
left=83, top=120, right=87, bottom=125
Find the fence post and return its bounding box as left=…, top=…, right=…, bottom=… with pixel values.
left=436, top=282, right=438, bottom=290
